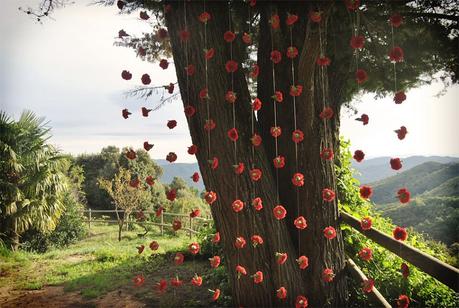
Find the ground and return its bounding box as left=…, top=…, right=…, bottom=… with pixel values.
left=0, top=224, right=224, bottom=308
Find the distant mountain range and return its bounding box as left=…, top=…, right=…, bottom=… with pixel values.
left=156, top=159, right=203, bottom=190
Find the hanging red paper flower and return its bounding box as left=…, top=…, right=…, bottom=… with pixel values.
left=251, top=134, right=262, bottom=146
left=199, top=88, right=208, bottom=101
left=297, top=255, right=309, bottom=270
left=249, top=0, right=256, bottom=7
left=273, top=156, right=285, bottom=169
left=210, top=256, right=221, bottom=268
left=390, top=13, right=403, bottom=28
left=270, top=126, right=282, bottom=138
left=319, top=107, right=334, bottom=119
left=234, top=162, right=245, bottom=175
left=252, top=197, right=263, bottom=211
left=276, top=252, right=288, bottom=265
left=322, top=268, right=335, bottom=282
left=122, top=108, right=131, bottom=119
left=166, top=152, right=177, bottom=163
left=133, top=275, right=145, bottom=287
left=295, top=295, right=308, bottom=308
left=292, top=173, right=305, bottom=187
left=172, top=219, right=182, bottom=231
left=225, top=91, right=237, bottom=104
left=270, top=50, right=282, bottom=64
left=155, top=279, right=167, bottom=292
left=292, top=129, right=304, bottom=143
left=138, top=46, right=146, bottom=57
left=130, top=178, right=140, bottom=188
left=286, top=14, right=298, bottom=26
left=323, top=226, right=337, bottom=239
left=353, top=150, right=365, bottom=162
left=350, top=35, right=365, bottom=49
left=185, top=64, right=195, bottom=76
left=273, top=91, right=284, bottom=103
left=390, top=158, right=402, bottom=170
left=286, top=46, right=298, bottom=59
left=251, top=234, right=264, bottom=246
left=397, top=188, right=411, bottom=203
left=146, top=176, right=155, bottom=186
left=273, top=205, right=287, bottom=220
left=320, top=147, right=334, bottom=160
left=389, top=46, right=404, bottom=62
left=212, top=232, right=221, bottom=244
left=356, top=69, right=368, bottom=84
left=121, top=70, right=132, bottom=80
left=191, top=275, right=203, bottom=287
left=191, top=172, right=200, bottom=183
left=189, top=242, right=200, bottom=255
left=316, top=56, right=331, bottom=66
left=232, top=199, right=244, bottom=213
left=159, top=59, right=169, bottom=70
left=187, top=145, right=198, bottom=155
left=205, top=48, right=215, bottom=60
left=276, top=287, right=287, bottom=299
left=204, top=191, right=217, bottom=205
left=211, top=289, right=221, bottom=301
left=355, top=113, right=369, bottom=125
left=143, top=141, right=153, bottom=152
left=118, top=29, right=129, bottom=38
left=190, top=209, right=200, bottom=218
left=137, top=244, right=145, bottom=254
left=360, top=185, right=373, bottom=200
left=117, top=0, right=124, bottom=10
left=228, top=128, right=239, bottom=142
left=290, top=85, right=303, bottom=97
left=141, top=73, right=151, bottom=85
left=394, top=91, right=407, bottom=104
left=397, top=295, right=410, bottom=308
left=204, top=119, right=216, bottom=131
left=224, top=31, right=236, bottom=42
left=198, top=11, right=211, bottom=23
left=236, top=265, right=247, bottom=276
left=250, top=64, right=260, bottom=78
left=252, top=271, right=264, bottom=284
left=270, top=14, right=280, bottom=29
left=211, top=157, right=219, bottom=170
left=149, top=241, right=159, bottom=251
left=179, top=29, right=190, bottom=42
left=401, top=263, right=410, bottom=278
left=171, top=277, right=183, bottom=287
left=242, top=32, right=252, bottom=45
left=235, top=236, right=247, bottom=249
left=358, top=247, right=373, bottom=261
left=322, top=188, right=336, bottom=202
left=309, top=11, right=322, bottom=23
left=393, top=226, right=408, bottom=241
left=250, top=168, right=262, bottom=181
left=164, top=4, right=172, bottom=13
left=125, top=149, right=136, bottom=160
left=167, top=120, right=177, bottom=129
left=141, top=107, right=151, bottom=117
left=362, top=279, right=374, bottom=293
left=184, top=105, right=196, bottom=117
left=157, top=28, right=168, bottom=39
left=294, top=216, right=307, bottom=230
left=360, top=216, right=372, bottom=230
left=344, top=0, right=361, bottom=11
left=252, top=98, right=262, bottom=111
left=395, top=126, right=408, bottom=140
left=155, top=206, right=164, bottom=217
left=225, top=60, right=239, bottom=73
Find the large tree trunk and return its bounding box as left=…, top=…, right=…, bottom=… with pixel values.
left=165, top=1, right=347, bottom=306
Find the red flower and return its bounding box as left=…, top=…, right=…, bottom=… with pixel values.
left=157, top=28, right=168, bottom=39
left=138, top=46, right=146, bottom=57
left=394, top=91, right=406, bottom=104
left=344, top=0, right=361, bottom=11
left=252, top=98, right=262, bottom=111
left=125, top=149, right=136, bottom=160
left=167, top=120, right=177, bottom=129
left=250, top=168, right=262, bottom=181
left=273, top=91, right=283, bottom=103
left=273, top=205, right=287, bottom=220
left=397, top=188, right=411, bottom=203
left=401, top=263, right=410, bottom=278
left=286, top=14, right=299, bottom=26
left=187, top=145, right=198, bottom=155
left=118, top=29, right=129, bottom=38
left=228, top=128, right=239, bottom=142
left=137, top=244, right=145, bottom=254
left=270, top=50, right=282, bottom=64
left=252, top=271, right=263, bottom=284
left=252, top=197, right=263, bottom=211
left=130, top=178, right=140, bottom=188
left=121, top=70, right=132, bottom=80
left=146, top=176, right=155, bottom=186
left=294, top=216, right=307, bottom=230
left=292, top=173, right=305, bottom=187
left=355, top=69, right=368, bottom=84
left=166, top=152, right=177, bottom=163
left=358, top=247, right=373, bottom=261
left=389, top=46, right=404, bottom=62
left=320, top=147, right=334, bottom=160
left=234, top=162, right=245, bottom=175
left=323, top=226, right=337, bottom=239
left=117, top=0, right=124, bottom=10
left=189, top=242, right=200, bottom=255
left=159, top=59, right=169, bottom=70
left=236, top=265, right=247, bottom=277
left=276, top=252, right=288, bottom=265
left=155, top=206, right=164, bottom=217
left=360, top=185, right=373, bottom=200
left=198, top=11, right=211, bottom=23
left=142, top=141, right=153, bottom=152
left=292, top=129, right=304, bottom=143
left=133, top=275, right=145, bottom=287
left=297, top=255, right=309, bottom=270
left=172, top=219, right=182, bottom=231
left=242, top=32, right=252, bottom=45
left=179, top=29, right=190, bottom=42
left=224, top=31, right=236, bottom=43
left=360, top=216, right=372, bottom=231
left=204, top=191, right=217, bottom=205
left=397, top=295, right=410, bottom=308
left=390, top=13, right=403, bottom=28
left=395, top=126, right=408, bottom=140
left=170, top=277, right=183, bottom=287
left=276, top=287, right=287, bottom=299
left=212, top=232, right=221, bottom=244
left=350, top=35, right=365, bottom=49
left=205, top=48, right=215, bottom=60
left=323, top=268, right=335, bottom=282
left=309, top=11, right=322, bottom=23
left=393, top=226, right=408, bottom=241
left=249, top=0, right=256, bottom=7
left=270, top=14, right=280, bottom=29
left=295, top=295, right=308, bottom=308
left=362, top=279, right=374, bottom=293
left=166, top=189, right=177, bottom=201
left=225, top=91, right=237, bottom=104
left=225, top=60, right=239, bottom=73
left=251, top=134, right=262, bottom=146
left=204, top=119, right=216, bottom=131
left=155, top=279, right=167, bottom=292
left=199, top=88, right=208, bottom=101
left=286, top=46, right=298, bottom=59
left=290, top=85, right=303, bottom=97
left=353, top=150, right=365, bottom=162
left=319, top=107, right=334, bottom=119
left=232, top=199, right=244, bottom=213
left=210, top=256, right=221, bottom=268
left=185, top=64, right=196, bottom=76
left=164, top=4, right=172, bottom=13
left=147, top=240, right=159, bottom=251
left=322, top=188, right=335, bottom=202
left=191, top=275, right=203, bottom=287
left=355, top=113, right=369, bottom=125
left=165, top=83, right=174, bottom=94
left=251, top=234, right=264, bottom=246
left=191, top=172, right=200, bottom=183
left=235, top=236, right=247, bottom=249
left=141, top=73, right=151, bottom=85
left=316, top=56, right=331, bottom=66
left=270, top=126, right=282, bottom=138
left=250, top=64, right=260, bottom=78
left=190, top=209, right=200, bottom=218
left=273, top=156, right=285, bottom=169
left=141, top=107, right=151, bottom=117
left=210, top=157, right=219, bottom=170
left=211, top=289, right=221, bottom=301
left=184, top=105, right=196, bottom=117
left=390, top=158, right=402, bottom=170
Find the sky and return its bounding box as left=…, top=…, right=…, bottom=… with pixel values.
left=1, top=0, right=458, bottom=163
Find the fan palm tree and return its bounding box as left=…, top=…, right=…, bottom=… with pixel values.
left=0, top=110, right=67, bottom=250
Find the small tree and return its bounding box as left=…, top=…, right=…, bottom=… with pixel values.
left=98, top=168, right=149, bottom=241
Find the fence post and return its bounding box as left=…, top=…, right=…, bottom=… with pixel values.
left=88, top=208, right=91, bottom=230
left=160, top=211, right=164, bottom=236
left=189, top=216, right=192, bottom=239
